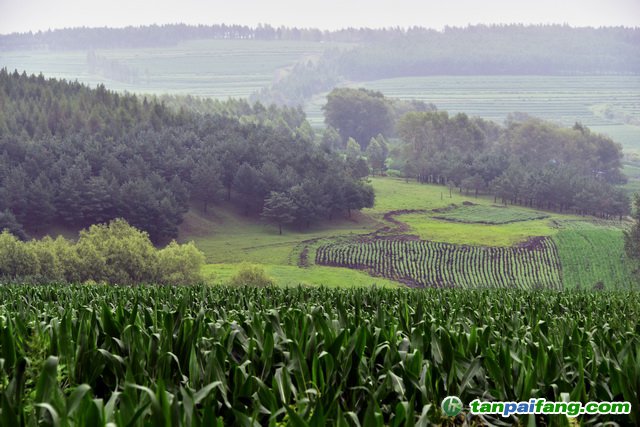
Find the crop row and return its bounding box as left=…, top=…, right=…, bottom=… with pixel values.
left=316, top=238, right=561, bottom=289
left=552, top=228, right=636, bottom=290
left=0, top=285, right=638, bottom=426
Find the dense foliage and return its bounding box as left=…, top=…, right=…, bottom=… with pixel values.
left=317, top=237, right=561, bottom=289
left=394, top=111, right=629, bottom=217
left=0, top=69, right=374, bottom=241
left=323, top=88, right=434, bottom=149
left=320, top=87, right=629, bottom=217
left=0, top=219, right=204, bottom=285
left=0, top=285, right=638, bottom=426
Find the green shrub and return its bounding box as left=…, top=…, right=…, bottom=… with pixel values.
left=385, top=168, right=404, bottom=178
left=229, top=263, right=275, bottom=287
left=76, top=219, right=159, bottom=284
left=0, top=230, right=37, bottom=278
left=27, top=237, right=62, bottom=281
left=158, top=241, right=205, bottom=285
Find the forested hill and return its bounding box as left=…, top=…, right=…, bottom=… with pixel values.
left=334, top=25, right=640, bottom=78
left=1, top=24, right=638, bottom=76
left=0, top=69, right=375, bottom=242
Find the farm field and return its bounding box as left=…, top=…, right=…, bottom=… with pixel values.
left=430, top=204, right=549, bottom=224
left=0, top=285, right=638, bottom=426
left=305, top=75, right=640, bottom=153
left=175, top=177, right=635, bottom=290
left=399, top=215, right=556, bottom=246
left=552, top=222, right=636, bottom=289
left=316, top=237, right=561, bottom=288
left=0, top=39, right=334, bottom=98
left=361, top=177, right=497, bottom=214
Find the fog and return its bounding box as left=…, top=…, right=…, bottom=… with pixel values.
left=1, top=0, right=639, bottom=34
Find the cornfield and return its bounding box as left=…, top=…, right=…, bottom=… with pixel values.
left=316, top=238, right=561, bottom=289
left=0, top=285, right=638, bottom=426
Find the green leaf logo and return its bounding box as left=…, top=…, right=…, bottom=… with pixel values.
left=441, top=395, right=463, bottom=417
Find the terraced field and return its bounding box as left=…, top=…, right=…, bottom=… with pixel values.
left=0, top=39, right=333, bottom=98
left=316, top=237, right=561, bottom=289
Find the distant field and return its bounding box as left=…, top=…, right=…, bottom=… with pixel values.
left=0, top=39, right=333, bottom=98
left=306, top=75, right=640, bottom=153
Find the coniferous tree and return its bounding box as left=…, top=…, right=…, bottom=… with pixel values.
left=261, top=192, right=297, bottom=235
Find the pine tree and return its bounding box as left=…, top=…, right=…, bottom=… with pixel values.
left=261, top=192, right=297, bottom=235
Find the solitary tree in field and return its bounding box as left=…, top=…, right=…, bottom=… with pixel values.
left=261, top=192, right=297, bottom=235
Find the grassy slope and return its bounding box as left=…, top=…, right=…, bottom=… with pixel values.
left=401, top=215, right=556, bottom=246
left=363, top=177, right=493, bottom=213
left=179, top=203, right=378, bottom=265
left=366, top=178, right=560, bottom=246
left=177, top=177, right=635, bottom=289
left=201, top=263, right=400, bottom=288
left=431, top=204, right=549, bottom=224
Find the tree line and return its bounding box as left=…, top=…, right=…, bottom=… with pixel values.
left=252, top=25, right=640, bottom=105
left=323, top=88, right=630, bottom=219
left=0, top=69, right=374, bottom=242
left=333, top=25, right=640, bottom=79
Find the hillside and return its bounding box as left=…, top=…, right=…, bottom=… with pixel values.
left=0, top=70, right=374, bottom=242
left=177, top=176, right=635, bottom=290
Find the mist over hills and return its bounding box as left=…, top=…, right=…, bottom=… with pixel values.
left=1, top=23, right=638, bottom=76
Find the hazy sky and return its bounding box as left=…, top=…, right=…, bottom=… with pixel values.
left=1, top=0, right=638, bottom=34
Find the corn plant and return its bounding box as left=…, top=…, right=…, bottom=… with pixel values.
left=0, top=285, right=638, bottom=426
